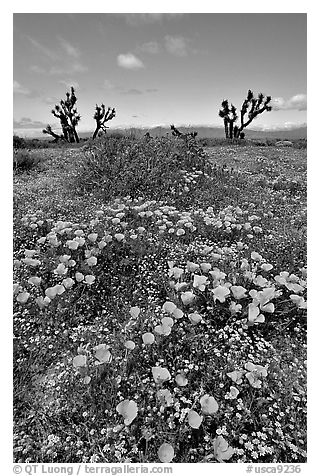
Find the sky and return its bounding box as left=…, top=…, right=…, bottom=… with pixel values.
left=13, top=13, right=307, bottom=137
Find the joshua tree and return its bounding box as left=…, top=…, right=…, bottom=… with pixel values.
left=92, top=105, right=116, bottom=139
left=170, top=124, right=183, bottom=137
left=43, top=86, right=81, bottom=143
left=170, top=124, right=198, bottom=139
left=144, top=132, right=153, bottom=140
left=218, top=100, right=238, bottom=139
left=219, top=90, right=272, bottom=139
left=42, top=125, right=63, bottom=142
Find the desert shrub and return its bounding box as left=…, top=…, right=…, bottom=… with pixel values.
left=13, top=135, right=26, bottom=149
left=13, top=136, right=55, bottom=150
left=21, top=138, right=90, bottom=150
left=73, top=136, right=207, bottom=202
left=13, top=150, right=40, bottom=172
left=249, top=139, right=267, bottom=147
left=265, top=138, right=307, bottom=149
left=271, top=175, right=306, bottom=195
left=23, top=138, right=52, bottom=149
left=292, top=139, right=307, bottom=149
left=107, top=131, right=126, bottom=140
left=198, top=138, right=249, bottom=147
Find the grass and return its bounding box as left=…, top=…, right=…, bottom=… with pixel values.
left=13, top=136, right=306, bottom=464
left=13, top=150, right=43, bottom=173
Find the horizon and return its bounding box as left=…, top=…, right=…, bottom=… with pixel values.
left=13, top=13, right=307, bottom=138
left=13, top=122, right=308, bottom=140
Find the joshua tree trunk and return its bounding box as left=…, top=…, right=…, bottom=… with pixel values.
left=73, top=129, right=79, bottom=143
left=229, top=121, right=234, bottom=139
left=92, top=127, right=100, bottom=140
left=223, top=118, right=229, bottom=139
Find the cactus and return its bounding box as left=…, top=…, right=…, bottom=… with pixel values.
left=43, top=87, right=81, bottom=143
left=219, top=90, right=272, bottom=139
left=93, top=105, right=116, bottom=139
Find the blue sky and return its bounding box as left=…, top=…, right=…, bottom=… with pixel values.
left=13, top=13, right=307, bottom=137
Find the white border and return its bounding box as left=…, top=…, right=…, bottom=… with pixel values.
left=3, top=3, right=317, bottom=475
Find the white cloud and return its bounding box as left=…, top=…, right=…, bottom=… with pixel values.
left=271, top=94, right=307, bottom=111
left=117, top=53, right=144, bottom=70
left=164, top=35, right=189, bottom=56
left=27, top=36, right=86, bottom=75
left=13, top=80, right=30, bottom=95
left=27, top=36, right=58, bottom=60
left=250, top=121, right=307, bottom=131
left=13, top=128, right=48, bottom=138
left=49, top=62, right=87, bottom=75
left=13, top=117, right=48, bottom=129
left=282, top=121, right=307, bottom=129
left=58, top=37, right=81, bottom=58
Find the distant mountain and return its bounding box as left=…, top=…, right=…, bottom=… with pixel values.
left=236, top=127, right=307, bottom=140
left=17, top=125, right=307, bottom=141
left=79, top=125, right=307, bottom=140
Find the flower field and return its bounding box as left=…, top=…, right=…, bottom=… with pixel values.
left=13, top=137, right=307, bottom=464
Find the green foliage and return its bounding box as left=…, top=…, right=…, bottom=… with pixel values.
left=198, top=137, right=306, bottom=149
left=13, top=150, right=40, bottom=172
left=13, top=135, right=26, bottom=149
left=198, top=138, right=249, bottom=147
left=108, top=131, right=126, bottom=140
left=13, top=135, right=55, bottom=150
left=265, top=138, right=307, bottom=150
left=74, top=136, right=207, bottom=202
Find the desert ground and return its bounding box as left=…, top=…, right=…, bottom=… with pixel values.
left=13, top=138, right=307, bottom=464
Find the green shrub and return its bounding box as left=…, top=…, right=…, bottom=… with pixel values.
left=74, top=136, right=207, bottom=202
left=13, top=150, right=40, bottom=172
left=198, top=138, right=249, bottom=147
left=265, top=138, right=307, bottom=149
left=107, top=131, right=126, bottom=140
left=13, top=135, right=26, bottom=149
left=292, top=138, right=307, bottom=149
left=23, top=138, right=51, bottom=149
left=249, top=139, right=267, bottom=146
